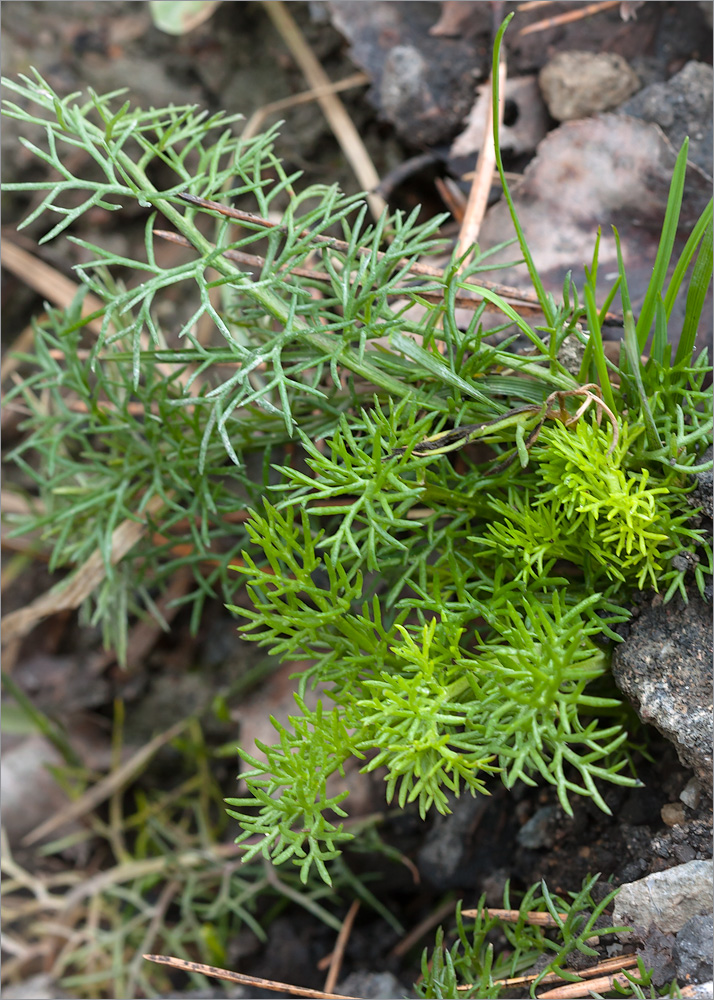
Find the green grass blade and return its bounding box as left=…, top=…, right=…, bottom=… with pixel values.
left=623, top=311, right=662, bottom=448
left=664, top=197, right=713, bottom=317
left=635, top=138, right=689, bottom=351
left=582, top=232, right=616, bottom=412
left=651, top=295, right=669, bottom=365
left=674, top=216, right=713, bottom=366
left=491, top=13, right=555, bottom=327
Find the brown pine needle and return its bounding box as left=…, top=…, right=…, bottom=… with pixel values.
left=166, top=196, right=553, bottom=312
left=154, top=226, right=543, bottom=315
left=518, top=0, right=620, bottom=35
left=455, top=58, right=506, bottom=264
left=391, top=897, right=459, bottom=958
left=143, top=954, right=360, bottom=999
left=491, top=953, right=639, bottom=988
left=323, top=899, right=360, bottom=995
left=460, top=907, right=569, bottom=925
left=537, top=971, right=633, bottom=998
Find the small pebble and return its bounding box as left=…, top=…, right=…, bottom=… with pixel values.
left=661, top=802, right=686, bottom=827
left=680, top=777, right=702, bottom=810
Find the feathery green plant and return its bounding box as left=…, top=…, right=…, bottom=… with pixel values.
left=2, top=11, right=712, bottom=895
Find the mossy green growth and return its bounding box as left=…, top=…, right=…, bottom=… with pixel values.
left=483, top=418, right=708, bottom=591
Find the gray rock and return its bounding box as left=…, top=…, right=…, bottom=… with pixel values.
left=338, top=971, right=414, bottom=999
left=417, top=793, right=488, bottom=886
left=329, top=0, right=483, bottom=146
left=612, top=859, right=713, bottom=940
left=539, top=51, right=640, bottom=121
left=639, top=928, right=676, bottom=987
left=1, top=736, right=86, bottom=850
left=517, top=805, right=560, bottom=850
left=611, top=595, right=713, bottom=785
left=680, top=777, right=703, bottom=810
left=620, top=61, right=713, bottom=176
left=674, top=913, right=714, bottom=983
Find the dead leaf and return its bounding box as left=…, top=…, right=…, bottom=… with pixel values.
left=451, top=75, right=549, bottom=160
left=429, top=1, right=486, bottom=38
left=1, top=494, right=166, bottom=644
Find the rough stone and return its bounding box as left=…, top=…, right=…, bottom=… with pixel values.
left=611, top=594, right=713, bottom=785
left=612, top=859, right=713, bottom=940
left=674, top=914, right=714, bottom=984
left=639, top=928, right=677, bottom=987
left=681, top=983, right=714, bottom=999
left=329, top=0, right=484, bottom=146
left=620, top=61, right=713, bottom=176
left=538, top=50, right=640, bottom=121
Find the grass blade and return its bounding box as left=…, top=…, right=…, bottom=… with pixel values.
left=674, top=217, right=713, bottom=366
left=635, top=139, right=689, bottom=351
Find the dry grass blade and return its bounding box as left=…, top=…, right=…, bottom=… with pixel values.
left=21, top=716, right=189, bottom=846
left=242, top=70, right=371, bottom=141
left=0, top=493, right=166, bottom=644
left=143, top=954, right=361, bottom=999
left=61, top=844, right=242, bottom=909
left=262, top=0, right=386, bottom=220
left=1, top=240, right=108, bottom=335
left=0, top=491, right=44, bottom=517
left=3, top=240, right=184, bottom=382
left=391, top=897, right=458, bottom=959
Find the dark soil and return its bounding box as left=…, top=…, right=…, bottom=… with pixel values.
left=1, top=3, right=712, bottom=999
